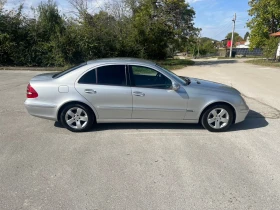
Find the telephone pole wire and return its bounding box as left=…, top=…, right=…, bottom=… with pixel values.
left=230, top=13, right=236, bottom=58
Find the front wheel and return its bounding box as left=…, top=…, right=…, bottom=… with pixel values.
left=60, top=104, right=94, bottom=132
left=201, top=105, right=234, bottom=132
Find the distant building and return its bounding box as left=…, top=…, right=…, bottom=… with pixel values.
left=236, top=37, right=250, bottom=48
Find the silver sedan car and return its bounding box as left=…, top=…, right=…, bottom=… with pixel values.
left=25, top=58, right=249, bottom=132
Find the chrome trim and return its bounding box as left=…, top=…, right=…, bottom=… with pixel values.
left=133, top=107, right=186, bottom=112
left=98, top=106, right=132, bottom=110
left=24, top=102, right=57, bottom=108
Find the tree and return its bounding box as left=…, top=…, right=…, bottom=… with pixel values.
left=225, top=32, right=243, bottom=46
left=263, top=36, right=279, bottom=58
left=0, top=0, right=7, bottom=10
left=0, top=0, right=198, bottom=66
left=247, top=0, right=280, bottom=48
left=131, top=0, right=198, bottom=59
left=244, top=32, right=250, bottom=41
left=196, top=37, right=218, bottom=55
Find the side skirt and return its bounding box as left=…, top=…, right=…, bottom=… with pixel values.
left=97, top=119, right=199, bottom=124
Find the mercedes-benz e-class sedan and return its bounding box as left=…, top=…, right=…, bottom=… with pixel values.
left=25, top=58, right=249, bottom=132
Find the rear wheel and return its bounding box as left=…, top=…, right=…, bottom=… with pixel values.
left=60, top=104, right=94, bottom=132
left=201, top=105, right=233, bottom=132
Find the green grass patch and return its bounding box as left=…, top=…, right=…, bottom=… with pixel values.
left=217, top=56, right=265, bottom=60
left=156, top=59, right=195, bottom=70
left=245, top=59, right=280, bottom=68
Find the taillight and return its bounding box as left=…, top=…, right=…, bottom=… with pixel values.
left=27, top=83, right=38, bottom=98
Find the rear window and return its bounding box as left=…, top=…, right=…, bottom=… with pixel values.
left=53, top=63, right=87, bottom=79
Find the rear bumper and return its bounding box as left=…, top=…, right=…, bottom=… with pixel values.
left=24, top=100, right=57, bottom=121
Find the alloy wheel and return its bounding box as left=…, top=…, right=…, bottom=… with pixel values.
left=207, top=108, right=230, bottom=129
left=65, top=107, right=88, bottom=130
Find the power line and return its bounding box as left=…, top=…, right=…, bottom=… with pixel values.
left=211, top=22, right=233, bottom=39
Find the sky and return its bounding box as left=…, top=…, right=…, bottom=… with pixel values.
left=3, top=0, right=251, bottom=41
left=188, top=0, right=250, bottom=40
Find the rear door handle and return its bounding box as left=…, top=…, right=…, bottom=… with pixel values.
left=133, top=91, right=145, bottom=97
left=84, top=89, right=97, bottom=94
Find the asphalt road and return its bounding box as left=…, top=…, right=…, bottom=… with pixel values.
left=0, top=59, right=280, bottom=210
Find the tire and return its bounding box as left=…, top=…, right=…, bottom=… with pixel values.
left=60, top=104, right=94, bottom=132
left=201, top=104, right=234, bottom=132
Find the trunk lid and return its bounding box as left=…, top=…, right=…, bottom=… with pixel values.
left=30, top=73, right=58, bottom=81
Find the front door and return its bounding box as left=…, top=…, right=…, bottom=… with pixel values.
left=75, top=65, right=132, bottom=119
left=129, top=65, right=188, bottom=120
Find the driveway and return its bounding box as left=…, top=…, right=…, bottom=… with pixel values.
left=0, top=60, right=280, bottom=210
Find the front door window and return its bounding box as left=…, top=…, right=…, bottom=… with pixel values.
left=130, top=66, right=172, bottom=89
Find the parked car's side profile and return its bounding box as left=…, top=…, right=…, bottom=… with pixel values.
left=25, top=58, right=249, bottom=132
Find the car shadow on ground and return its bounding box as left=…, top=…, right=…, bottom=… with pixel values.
left=229, top=110, right=269, bottom=132
left=54, top=109, right=268, bottom=132
left=194, top=59, right=238, bottom=66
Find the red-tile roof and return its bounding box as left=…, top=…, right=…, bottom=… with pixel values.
left=236, top=41, right=246, bottom=45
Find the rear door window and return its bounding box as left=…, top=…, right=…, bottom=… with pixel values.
left=97, top=65, right=127, bottom=86
left=78, top=69, right=96, bottom=84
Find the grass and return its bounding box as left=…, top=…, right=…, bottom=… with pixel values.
left=217, top=56, right=265, bottom=60
left=245, top=59, right=280, bottom=68
left=156, top=59, right=195, bottom=70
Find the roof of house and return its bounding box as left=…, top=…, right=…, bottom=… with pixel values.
left=270, top=32, right=280, bottom=37
left=236, top=41, right=246, bottom=45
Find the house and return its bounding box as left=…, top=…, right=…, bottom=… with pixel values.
left=236, top=37, right=250, bottom=48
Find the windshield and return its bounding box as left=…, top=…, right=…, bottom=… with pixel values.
left=53, top=62, right=87, bottom=79
left=156, top=64, right=187, bottom=85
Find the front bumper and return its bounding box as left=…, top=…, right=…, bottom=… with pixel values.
left=235, top=105, right=250, bottom=124
left=24, top=100, right=57, bottom=121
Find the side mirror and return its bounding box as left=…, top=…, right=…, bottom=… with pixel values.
left=172, top=83, right=180, bottom=91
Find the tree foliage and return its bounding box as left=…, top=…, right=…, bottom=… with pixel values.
left=198, top=37, right=217, bottom=55
left=247, top=0, right=280, bottom=48
left=263, top=36, right=279, bottom=59
left=244, top=32, right=250, bottom=41
left=225, top=32, right=243, bottom=45
left=0, top=0, right=198, bottom=66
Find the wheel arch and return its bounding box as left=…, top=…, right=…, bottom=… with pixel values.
left=57, top=101, right=97, bottom=122
left=199, top=101, right=236, bottom=124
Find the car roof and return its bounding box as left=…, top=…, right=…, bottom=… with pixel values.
left=87, top=58, right=156, bottom=66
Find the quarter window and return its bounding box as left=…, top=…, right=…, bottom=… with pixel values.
left=78, top=69, right=96, bottom=84
left=130, top=66, right=172, bottom=89
left=97, top=65, right=126, bottom=86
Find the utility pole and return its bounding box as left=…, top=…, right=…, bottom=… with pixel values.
left=197, top=32, right=201, bottom=58
left=230, top=13, right=236, bottom=58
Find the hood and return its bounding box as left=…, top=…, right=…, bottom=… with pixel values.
left=186, top=77, right=240, bottom=94
left=31, top=72, right=57, bottom=81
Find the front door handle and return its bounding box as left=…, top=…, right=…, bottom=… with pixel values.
left=84, top=89, right=97, bottom=94
left=133, top=91, right=145, bottom=97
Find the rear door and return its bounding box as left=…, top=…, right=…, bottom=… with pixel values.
left=129, top=65, right=188, bottom=120
left=75, top=65, right=132, bottom=119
